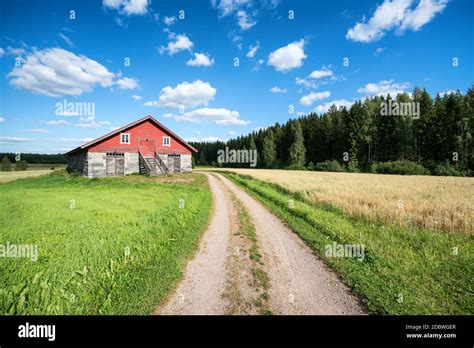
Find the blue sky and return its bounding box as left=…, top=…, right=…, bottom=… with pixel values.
left=0, top=0, right=473, bottom=153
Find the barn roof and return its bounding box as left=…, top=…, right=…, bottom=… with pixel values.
left=65, top=115, right=198, bottom=155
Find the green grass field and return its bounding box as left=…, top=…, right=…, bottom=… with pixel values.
left=221, top=172, right=474, bottom=315
left=0, top=171, right=212, bottom=314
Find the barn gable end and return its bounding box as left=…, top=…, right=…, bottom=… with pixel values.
left=66, top=115, right=196, bottom=177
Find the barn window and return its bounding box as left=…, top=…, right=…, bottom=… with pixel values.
left=120, top=133, right=130, bottom=144
left=163, top=136, right=171, bottom=146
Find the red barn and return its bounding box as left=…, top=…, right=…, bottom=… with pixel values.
left=66, top=115, right=197, bottom=177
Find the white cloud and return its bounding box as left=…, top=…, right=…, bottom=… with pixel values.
left=25, top=129, right=50, bottom=134
left=132, top=94, right=142, bottom=100
left=8, top=48, right=115, bottom=97
left=186, top=52, right=214, bottom=67
left=59, top=33, right=75, bottom=47
left=295, top=77, right=316, bottom=89
left=228, top=131, right=236, bottom=135
left=229, top=32, right=243, bottom=50
left=237, top=10, right=257, bottom=30
left=374, top=47, right=387, bottom=55
left=102, top=0, right=150, bottom=15
left=296, top=66, right=333, bottom=89
left=185, top=136, right=222, bottom=142
left=59, top=138, right=94, bottom=143
left=145, top=80, right=216, bottom=110
left=75, top=121, right=110, bottom=128
left=357, top=80, right=410, bottom=96
left=314, top=99, right=354, bottom=114
left=46, top=120, right=70, bottom=126
left=439, top=90, right=456, bottom=97
left=0, top=48, right=4, bottom=57
left=166, top=107, right=249, bottom=125
left=0, top=116, right=4, bottom=123
left=159, top=33, right=193, bottom=55
left=201, top=136, right=222, bottom=142
left=0, top=136, right=34, bottom=143
left=399, top=0, right=449, bottom=32
left=246, top=41, right=260, bottom=58
left=163, top=16, right=177, bottom=26
left=346, top=0, right=448, bottom=43
left=116, top=77, right=139, bottom=90
left=7, top=47, right=26, bottom=56
left=308, top=68, right=333, bottom=79
left=270, top=86, right=287, bottom=93
left=268, top=39, right=307, bottom=72
left=56, top=111, right=80, bottom=117
left=211, top=0, right=252, bottom=17
left=300, top=91, right=331, bottom=106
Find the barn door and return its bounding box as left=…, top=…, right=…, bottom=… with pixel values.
left=167, top=155, right=174, bottom=173
left=174, top=155, right=181, bottom=173
left=106, top=155, right=115, bottom=176
left=167, top=154, right=181, bottom=173
left=106, top=153, right=125, bottom=176
left=115, top=156, right=124, bottom=176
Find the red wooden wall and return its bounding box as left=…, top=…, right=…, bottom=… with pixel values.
left=88, top=120, right=192, bottom=155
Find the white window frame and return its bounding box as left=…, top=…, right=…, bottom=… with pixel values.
left=163, top=136, right=171, bottom=147
left=120, top=133, right=130, bottom=144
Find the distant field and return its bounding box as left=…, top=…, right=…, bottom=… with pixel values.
left=0, top=171, right=212, bottom=314
left=220, top=171, right=474, bottom=314
left=26, top=164, right=66, bottom=171
left=0, top=170, right=55, bottom=183
left=0, top=164, right=66, bottom=183
left=211, top=168, right=473, bottom=235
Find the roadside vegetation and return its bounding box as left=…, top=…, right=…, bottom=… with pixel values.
left=220, top=171, right=473, bottom=315
left=0, top=170, right=212, bottom=314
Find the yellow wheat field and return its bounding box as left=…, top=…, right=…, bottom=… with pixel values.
left=214, top=168, right=474, bottom=235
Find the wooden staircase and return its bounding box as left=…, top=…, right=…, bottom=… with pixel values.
left=139, top=151, right=169, bottom=176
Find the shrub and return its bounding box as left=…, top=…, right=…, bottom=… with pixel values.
left=373, top=161, right=429, bottom=175
left=345, top=159, right=360, bottom=173
left=423, top=160, right=469, bottom=177
left=312, top=160, right=345, bottom=172
left=14, top=160, right=28, bottom=171
left=432, top=163, right=464, bottom=177
left=1, top=156, right=11, bottom=171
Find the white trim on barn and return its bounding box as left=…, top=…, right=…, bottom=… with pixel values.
left=120, top=133, right=131, bottom=144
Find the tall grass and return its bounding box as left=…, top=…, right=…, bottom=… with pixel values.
left=0, top=171, right=212, bottom=314
left=221, top=172, right=474, bottom=315
left=212, top=168, right=473, bottom=234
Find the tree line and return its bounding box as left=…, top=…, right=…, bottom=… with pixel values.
left=191, top=85, right=474, bottom=176
left=0, top=153, right=67, bottom=164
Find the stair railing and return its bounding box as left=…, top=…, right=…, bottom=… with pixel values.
left=138, top=151, right=151, bottom=175
left=154, top=152, right=169, bottom=175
